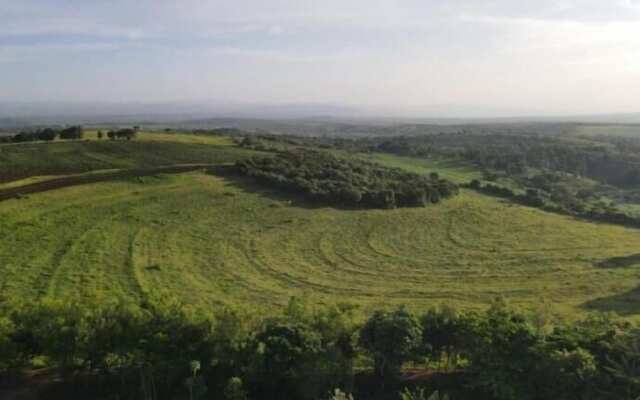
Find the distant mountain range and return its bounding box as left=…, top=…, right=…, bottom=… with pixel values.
left=1, top=101, right=639, bottom=128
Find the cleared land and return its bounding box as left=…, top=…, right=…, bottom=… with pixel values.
left=0, top=133, right=253, bottom=183
left=1, top=158, right=640, bottom=318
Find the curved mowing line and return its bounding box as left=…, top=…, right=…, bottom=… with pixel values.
left=128, top=228, right=154, bottom=302
left=34, top=239, right=74, bottom=298
left=5, top=171, right=640, bottom=311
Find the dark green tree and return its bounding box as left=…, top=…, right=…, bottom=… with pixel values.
left=359, top=308, right=422, bottom=380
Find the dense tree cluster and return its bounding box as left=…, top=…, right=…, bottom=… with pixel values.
left=240, top=132, right=640, bottom=224
left=0, top=299, right=638, bottom=400
left=253, top=132, right=640, bottom=189
left=236, top=150, right=458, bottom=209
left=321, top=133, right=640, bottom=189
left=106, top=128, right=138, bottom=140
left=0, top=126, right=84, bottom=143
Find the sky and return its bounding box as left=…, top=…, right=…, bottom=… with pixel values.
left=1, top=0, right=640, bottom=117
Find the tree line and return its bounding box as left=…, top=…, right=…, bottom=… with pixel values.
left=0, top=126, right=84, bottom=143
left=235, top=150, right=459, bottom=209
left=235, top=133, right=640, bottom=225
left=104, top=128, right=138, bottom=140
left=0, top=127, right=140, bottom=144
left=324, top=133, right=640, bottom=189
left=465, top=179, right=640, bottom=229
left=247, top=132, right=640, bottom=190
left=0, top=298, right=638, bottom=400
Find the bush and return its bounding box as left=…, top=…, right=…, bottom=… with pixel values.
left=359, top=308, right=422, bottom=379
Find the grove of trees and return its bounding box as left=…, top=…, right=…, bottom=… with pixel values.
left=236, top=150, right=458, bottom=209
left=309, top=132, right=640, bottom=189
left=0, top=298, right=638, bottom=400
left=0, top=126, right=84, bottom=143
left=0, top=127, right=142, bottom=144
left=107, top=128, right=138, bottom=140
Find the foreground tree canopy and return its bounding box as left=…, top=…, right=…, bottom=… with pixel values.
left=235, top=150, right=458, bottom=209
left=0, top=298, right=638, bottom=400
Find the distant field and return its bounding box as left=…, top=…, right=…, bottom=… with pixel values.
left=357, top=153, right=482, bottom=184
left=1, top=169, right=640, bottom=319
left=357, top=152, right=525, bottom=191
left=85, top=130, right=233, bottom=145
left=573, top=124, right=640, bottom=138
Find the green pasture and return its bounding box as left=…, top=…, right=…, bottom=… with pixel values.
left=2, top=131, right=640, bottom=320
left=1, top=169, right=639, bottom=319
left=0, top=133, right=254, bottom=183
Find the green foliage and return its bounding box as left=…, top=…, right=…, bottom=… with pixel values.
left=0, top=298, right=639, bottom=400
left=59, top=126, right=84, bottom=140
left=400, top=387, right=450, bottom=400
left=420, top=305, right=478, bottom=370
left=465, top=300, right=541, bottom=400
left=224, top=377, right=248, bottom=400
left=2, top=299, right=217, bottom=399
left=236, top=149, right=458, bottom=209
left=107, top=128, right=137, bottom=140
left=251, top=320, right=337, bottom=399
left=184, top=360, right=207, bottom=400
left=534, top=348, right=597, bottom=400
left=255, top=321, right=321, bottom=377
left=468, top=179, right=640, bottom=229
left=0, top=316, right=20, bottom=370
left=328, top=388, right=354, bottom=400
left=604, top=329, right=640, bottom=400
left=329, top=132, right=640, bottom=189
left=8, top=126, right=83, bottom=143
left=359, top=308, right=422, bottom=379
left=400, top=387, right=427, bottom=400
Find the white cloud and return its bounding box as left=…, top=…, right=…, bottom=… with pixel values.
left=1, top=0, right=639, bottom=115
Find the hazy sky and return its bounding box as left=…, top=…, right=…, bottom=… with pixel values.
left=1, top=0, right=640, bottom=117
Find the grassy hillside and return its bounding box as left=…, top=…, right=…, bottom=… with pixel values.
left=1, top=167, right=640, bottom=318
left=0, top=133, right=252, bottom=183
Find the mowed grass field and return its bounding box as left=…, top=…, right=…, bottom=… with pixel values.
left=1, top=148, right=640, bottom=318
left=0, top=132, right=256, bottom=184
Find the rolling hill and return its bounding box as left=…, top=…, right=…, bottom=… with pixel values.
left=1, top=132, right=639, bottom=320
